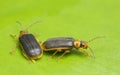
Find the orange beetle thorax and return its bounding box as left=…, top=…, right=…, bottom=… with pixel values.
left=74, top=40, right=81, bottom=48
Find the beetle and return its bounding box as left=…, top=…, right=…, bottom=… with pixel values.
left=10, top=21, right=43, bottom=63
left=42, top=36, right=104, bottom=61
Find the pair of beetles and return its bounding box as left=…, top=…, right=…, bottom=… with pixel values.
left=10, top=21, right=103, bottom=63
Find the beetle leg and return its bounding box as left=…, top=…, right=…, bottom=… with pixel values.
left=86, top=53, right=92, bottom=57
left=56, top=50, right=70, bottom=61
left=79, top=49, right=92, bottom=57
left=48, top=50, right=59, bottom=60
left=35, top=36, right=42, bottom=45
left=38, top=40, right=42, bottom=44
left=31, top=59, right=36, bottom=63
left=22, top=50, right=36, bottom=63
left=79, top=49, right=86, bottom=52
left=9, top=43, right=19, bottom=54
left=34, top=33, right=40, bottom=38
left=37, top=39, right=42, bottom=46
left=35, top=35, right=42, bottom=47
left=10, top=34, right=18, bottom=39
left=22, top=50, right=30, bottom=61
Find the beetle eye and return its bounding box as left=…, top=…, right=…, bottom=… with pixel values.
left=80, top=41, right=85, bottom=47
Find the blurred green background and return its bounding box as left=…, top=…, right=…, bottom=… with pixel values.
left=0, top=0, right=120, bottom=75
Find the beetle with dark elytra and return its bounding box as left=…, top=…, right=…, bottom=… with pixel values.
left=42, top=36, right=104, bottom=61
left=10, top=21, right=43, bottom=63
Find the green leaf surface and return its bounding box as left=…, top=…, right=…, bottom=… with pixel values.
left=0, top=0, right=120, bottom=75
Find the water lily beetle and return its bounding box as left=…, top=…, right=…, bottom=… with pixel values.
left=10, top=21, right=43, bottom=63
left=42, top=36, right=104, bottom=60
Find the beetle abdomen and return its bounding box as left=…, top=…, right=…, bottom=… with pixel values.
left=19, top=34, right=42, bottom=57
left=43, top=37, right=74, bottom=49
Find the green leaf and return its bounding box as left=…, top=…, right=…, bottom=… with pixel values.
left=0, top=0, right=120, bottom=75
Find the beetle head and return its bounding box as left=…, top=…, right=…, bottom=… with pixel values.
left=80, top=41, right=88, bottom=49
left=74, top=40, right=88, bottom=49
left=78, top=36, right=104, bottom=58
left=79, top=40, right=95, bottom=58
left=74, top=40, right=95, bottom=58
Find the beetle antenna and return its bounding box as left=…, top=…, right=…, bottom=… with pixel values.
left=16, top=21, right=23, bottom=30
left=87, top=36, right=105, bottom=43
left=88, top=47, right=95, bottom=58
left=26, top=21, right=41, bottom=30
